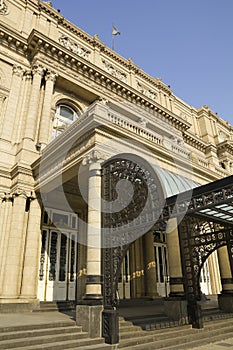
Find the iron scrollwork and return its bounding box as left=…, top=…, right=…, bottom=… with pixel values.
left=102, top=156, right=162, bottom=343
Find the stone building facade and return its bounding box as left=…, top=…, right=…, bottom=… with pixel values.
left=0, top=0, right=232, bottom=320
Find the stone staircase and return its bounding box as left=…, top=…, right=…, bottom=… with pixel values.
left=33, top=301, right=76, bottom=313
left=118, top=316, right=233, bottom=349
left=0, top=320, right=112, bottom=349
left=1, top=299, right=233, bottom=350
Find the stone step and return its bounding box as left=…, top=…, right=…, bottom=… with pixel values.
left=0, top=321, right=76, bottom=333
left=0, top=331, right=90, bottom=349
left=117, top=319, right=233, bottom=349
left=0, top=325, right=82, bottom=341
left=33, top=301, right=76, bottom=312
left=0, top=337, right=106, bottom=350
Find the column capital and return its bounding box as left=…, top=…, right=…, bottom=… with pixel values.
left=0, top=192, right=13, bottom=202
left=12, top=65, right=24, bottom=77
left=45, top=70, right=58, bottom=83
left=24, top=70, right=32, bottom=81
left=82, top=150, right=107, bottom=166
left=32, top=64, right=45, bottom=77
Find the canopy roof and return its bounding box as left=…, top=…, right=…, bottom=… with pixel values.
left=162, top=174, right=233, bottom=225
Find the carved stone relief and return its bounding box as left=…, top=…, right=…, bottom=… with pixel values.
left=59, top=35, right=91, bottom=60
left=0, top=0, right=9, bottom=15
left=137, top=81, right=157, bottom=101
left=102, top=59, right=127, bottom=82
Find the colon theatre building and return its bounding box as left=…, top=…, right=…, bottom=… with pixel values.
left=1, top=0, right=233, bottom=342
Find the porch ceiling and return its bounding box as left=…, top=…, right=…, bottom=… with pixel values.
left=163, top=175, right=233, bottom=226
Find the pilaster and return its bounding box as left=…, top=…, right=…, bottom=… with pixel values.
left=38, top=70, right=57, bottom=149
left=20, top=196, right=42, bottom=299
left=0, top=194, right=13, bottom=295
left=1, top=191, right=27, bottom=298
left=1, top=65, right=24, bottom=142
left=24, top=65, right=44, bottom=142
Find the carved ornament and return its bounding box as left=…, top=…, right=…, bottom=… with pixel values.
left=59, top=35, right=91, bottom=60
left=102, top=59, right=127, bottom=82
left=137, top=81, right=157, bottom=101
left=0, top=0, right=9, bottom=15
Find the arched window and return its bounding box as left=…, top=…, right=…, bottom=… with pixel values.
left=52, top=104, right=78, bottom=139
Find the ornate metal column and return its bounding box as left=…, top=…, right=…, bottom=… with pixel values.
left=101, top=156, right=164, bottom=344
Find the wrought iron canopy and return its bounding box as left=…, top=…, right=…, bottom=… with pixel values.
left=161, top=175, right=233, bottom=225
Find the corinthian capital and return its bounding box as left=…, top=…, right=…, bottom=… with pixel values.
left=12, top=65, right=24, bottom=77
left=45, top=70, right=58, bottom=83
left=82, top=150, right=107, bottom=166
left=32, top=64, right=45, bottom=77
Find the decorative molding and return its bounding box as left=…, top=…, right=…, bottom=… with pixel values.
left=32, top=64, right=45, bottom=77
left=45, top=70, right=58, bottom=83
left=82, top=150, right=107, bottom=166
left=0, top=0, right=9, bottom=16
left=12, top=65, right=24, bottom=77
left=59, top=35, right=91, bottom=60
left=137, top=81, right=157, bottom=101
left=102, top=59, right=127, bottom=82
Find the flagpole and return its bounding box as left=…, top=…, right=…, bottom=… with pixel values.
left=111, top=23, right=120, bottom=51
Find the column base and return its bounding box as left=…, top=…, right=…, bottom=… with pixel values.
left=164, top=296, right=188, bottom=325
left=218, top=292, right=233, bottom=312
left=76, top=304, right=103, bottom=338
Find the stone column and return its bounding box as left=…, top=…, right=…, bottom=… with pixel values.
left=38, top=70, right=57, bottom=149
left=1, top=65, right=24, bottom=141
left=164, top=218, right=188, bottom=325
left=84, top=159, right=102, bottom=300
left=24, top=65, right=44, bottom=141
left=218, top=246, right=233, bottom=312
left=143, top=231, right=158, bottom=298
left=76, top=152, right=103, bottom=338
left=218, top=246, right=233, bottom=293
left=166, top=218, right=184, bottom=296
left=1, top=191, right=27, bottom=298
left=20, top=196, right=41, bottom=301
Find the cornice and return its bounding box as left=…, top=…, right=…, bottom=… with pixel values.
left=0, top=23, right=29, bottom=55
left=182, top=131, right=208, bottom=152
left=33, top=1, right=173, bottom=95
left=217, top=140, right=233, bottom=156
left=197, top=105, right=232, bottom=131
left=27, top=31, right=190, bottom=134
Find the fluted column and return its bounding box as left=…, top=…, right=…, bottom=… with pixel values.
left=20, top=196, right=41, bottom=299
left=83, top=153, right=102, bottom=300
left=143, top=231, right=158, bottom=298
left=218, top=246, right=233, bottom=293
left=24, top=65, right=44, bottom=141
left=1, top=192, right=27, bottom=298
left=166, top=218, right=184, bottom=296
left=38, top=70, right=57, bottom=149
left=1, top=65, right=24, bottom=141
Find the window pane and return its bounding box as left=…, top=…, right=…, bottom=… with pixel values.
left=60, top=105, right=74, bottom=120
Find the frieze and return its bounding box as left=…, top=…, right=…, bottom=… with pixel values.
left=0, top=0, right=9, bottom=15
left=137, top=81, right=157, bottom=101
left=59, top=35, right=91, bottom=61
left=102, top=59, right=127, bottom=82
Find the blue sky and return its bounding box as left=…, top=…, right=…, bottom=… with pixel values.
left=52, top=0, right=233, bottom=124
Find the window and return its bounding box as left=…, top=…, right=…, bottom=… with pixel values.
left=52, top=104, right=78, bottom=139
